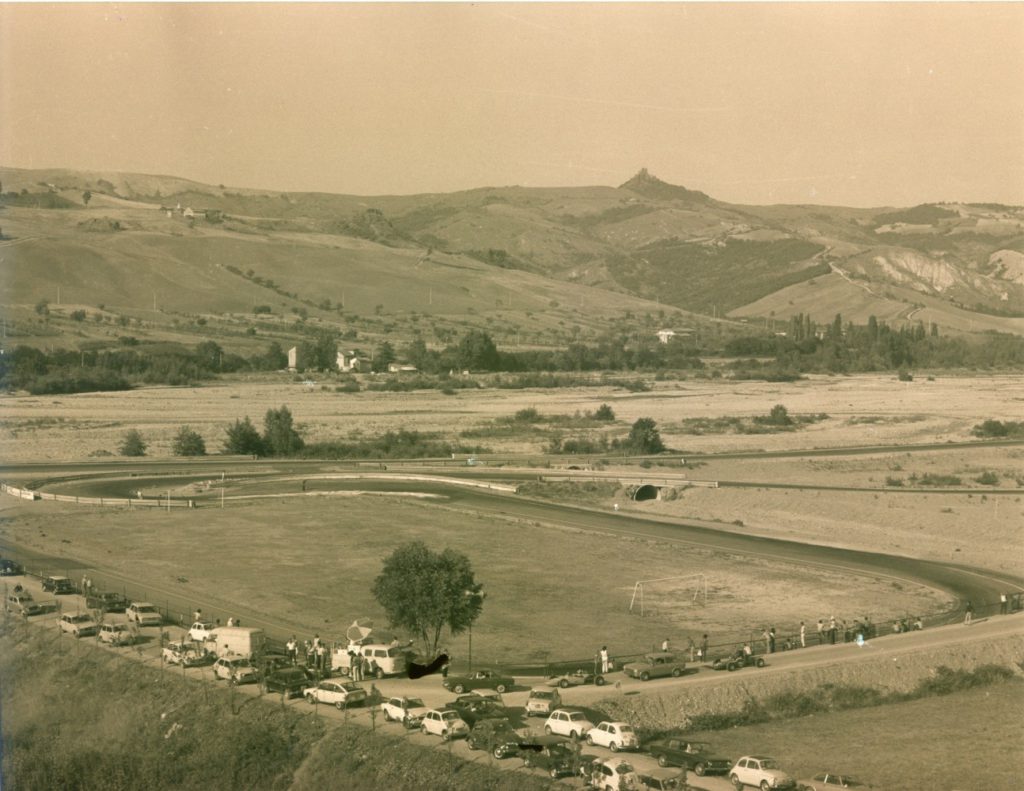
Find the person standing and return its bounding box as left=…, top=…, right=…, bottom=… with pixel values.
left=828, top=615, right=837, bottom=645
left=193, top=608, right=202, bottom=624
left=963, top=600, right=974, bottom=625
left=599, top=646, right=609, bottom=674
left=1000, top=592, right=1008, bottom=615
left=799, top=621, right=806, bottom=648
left=287, top=636, right=298, bottom=665
left=768, top=627, right=776, bottom=654
left=816, top=619, right=824, bottom=644
left=701, top=634, right=709, bottom=661
left=661, top=638, right=670, bottom=652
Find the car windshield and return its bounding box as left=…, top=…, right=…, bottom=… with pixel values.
left=760, top=760, right=780, bottom=770
left=531, top=691, right=554, bottom=699
left=406, top=698, right=425, bottom=708
left=341, top=683, right=361, bottom=692
left=441, top=711, right=459, bottom=721
left=137, top=605, right=157, bottom=613
left=616, top=763, right=635, bottom=773
left=568, top=712, right=586, bottom=721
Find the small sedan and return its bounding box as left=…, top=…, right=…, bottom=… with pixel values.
left=442, top=668, right=515, bottom=694
left=59, top=613, right=98, bottom=638
left=547, top=669, right=606, bottom=688
left=213, top=657, right=259, bottom=685
left=382, top=696, right=429, bottom=728
left=586, top=721, right=640, bottom=752
left=43, top=576, right=77, bottom=595
left=188, top=621, right=217, bottom=643
left=303, top=680, right=367, bottom=709
left=544, top=708, right=595, bottom=740
left=730, top=756, right=797, bottom=790
left=799, top=773, right=873, bottom=789
left=97, top=623, right=135, bottom=646
left=419, top=709, right=469, bottom=740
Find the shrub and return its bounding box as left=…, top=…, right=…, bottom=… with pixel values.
left=593, top=403, right=616, bottom=421
left=172, top=425, right=206, bottom=456
left=514, top=407, right=540, bottom=422
left=119, top=429, right=146, bottom=457
left=975, top=471, right=999, bottom=485
left=898, top=370, right=914, bottom=381
left=885, top=477, right=904, bottom=487
left=972, top=419, right=1024, bottom=438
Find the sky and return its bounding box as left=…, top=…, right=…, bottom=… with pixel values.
left=1, top=2, right=1022, bottom=206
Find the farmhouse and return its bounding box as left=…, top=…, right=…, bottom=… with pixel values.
left=337, top=350, right=361, bottom=372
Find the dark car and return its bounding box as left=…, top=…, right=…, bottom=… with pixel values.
left=85, top=591, right=128, bottom=612
left=622, top=652, right=687, bottom=681
left=638, top=768, right=690, bottom=790
left=520, top=736, right=579, bottom=779
left=546, top=669, right=606, bottom=689
left=467, top=718, right=521, bottom=759
left=646, top=738, right=732, bottom=776
left=260, top=666, right=315, bottom=698
left=42, top=576, right=76, bottom=595
left=711, top=650, right=765, bottom=672
left=444, top=693, right=507, bottom=727
left=0, top=559, right=24, bottom=576
left=442, top=668, right=515, bottom=694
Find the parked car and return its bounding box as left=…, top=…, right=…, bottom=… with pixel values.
left=188, top=620, right=217, bottom=643
left=544, top=708, right=595, bottom=739
left=442, top=668, right=515, bottom=694
left=59, top=613, right=98, bottom=638
left=467, top=718, right=522, bottom=758
left=799, top=773, right=872, bottom=789
left=303, top=679, right=367, bottom=709
left=526, top=687, right=562, bottom=717
left=586, top=721, right=640, bottom=752
left=42, top=576, right=76, bottom=595
left=213, top=657, right=259, bottom=685
left=646, top=738, right=732, bottom=776
left=0, top=559, right=24, bottom=576
left=164, top=641, right=213, bottom=667
left=638, top=767, right=688, bottom=790
left=521, top=735, right=577, bottom=778
left=444, top=693, right=507, bottom=726
left=712, top=650, right=766, bottom=672
left=5, top=591, right=46, bottom=617
left=85, top=591, right=128, bottom=612
left=125, top=602, right=162, bottom=627
left=419, top=709, right=469, bottom=740
left=622, top=652, right=687, bottom=681
left=381, top=696, right=429, bottom=728
left=729, top=756, right=797, bottom=790
left=260, top=666, right=314, bottom=698
left=582, top=757, right=642, bottom=791
left=547, top=669, right=606, bottom=688
left=97, top=623, right=135, bottom=646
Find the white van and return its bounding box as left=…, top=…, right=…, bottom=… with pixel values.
left=332, top=639, right=413, bottom=678
left=211, top=626, right=266, bottom=659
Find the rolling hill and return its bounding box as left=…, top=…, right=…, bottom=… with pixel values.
left=1, top=165, right=1021, bottom=352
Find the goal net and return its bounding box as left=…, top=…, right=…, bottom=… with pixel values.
left=629, top=574, right=707, bottom=617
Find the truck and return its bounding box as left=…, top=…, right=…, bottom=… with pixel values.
left=210, top=626, right=266, bottom=659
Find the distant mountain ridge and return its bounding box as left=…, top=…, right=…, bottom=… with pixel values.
left=2, top=165, right=1022, bottom=335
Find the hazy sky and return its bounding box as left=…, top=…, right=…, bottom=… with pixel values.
left=2, top=3, right=1022, bottom=206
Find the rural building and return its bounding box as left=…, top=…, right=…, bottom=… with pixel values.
left=287, top=346, right=298, bottom=371
left=337, top=350, right=361, bottom=372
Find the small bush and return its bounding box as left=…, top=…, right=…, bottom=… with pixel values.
left=593, top=403, right=616, bottom=421
left=975, top=471, right=999, bottom=485
left=119, top=429, right=146, bottom=457
left=898, top=370, right=914, bottom=382
left=885, top=476, right=904, bottom=487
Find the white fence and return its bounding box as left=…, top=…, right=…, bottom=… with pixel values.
left=0, top=482, right=194, bottom=508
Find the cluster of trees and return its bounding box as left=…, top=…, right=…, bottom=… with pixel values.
left=119, top=406, right=302, bottom=458
left=549, top=416, right=665, bottom=455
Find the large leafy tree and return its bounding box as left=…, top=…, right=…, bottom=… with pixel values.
left=456, top=330, right=500, bottom=371
left=172, top=425, right=206, bottom=456
left=119, top=429, right=147, bottom=457
left=372, top=541, right=484, bottom=656
left=224, top=416, right=265, bottom=456
left=626, top=417, right=665, bottom=454
left=372, top=341, right=396, bottom=373
left=262, top=405, right=304, bottom=455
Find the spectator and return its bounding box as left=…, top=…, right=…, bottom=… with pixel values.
left=742, top=642, right=752, bottom=657
left=316, top=643, right=326, bottom=672
left=441, top=652, right=450, bottom=680
left=287, top=636, right=298, bottom=665
left=828, top=615, right=837, bottom=645
left=368, top=657, right=379, bottom=678
left=193, top=608, right=202, bottom=623
left=661, top=637, right=670, bottom=652
left=892, top=620, right=902, bottom=634
left=816, top=619, right=824, bottom=644
left=963, top=600, right=974, bottom=625
left=768, top=627, right=776, bottom=654
left=600, top=646, right=610, bottom=674
left=687, top=637, right=697, bottom=661
left=799, top=621, right=806, bottom=648
left=360, top=654, right=370, bottom=680
left=1000, top=592, right=1008, bottom=615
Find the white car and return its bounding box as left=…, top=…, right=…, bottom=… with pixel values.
left=59, top=613, right=98, bottom=638
left=544, top=708, right=595, bottom=740
left=125, top=602, right=162, bottom=626
left=188, top=620, right=217, bottom=643
left=382, top=696, right=429, bottom=727
left=419, top=709, right=469, bottom=740
left=730, top=756, right=797, bottom=790
left=97, top=623, right=135, bottom=646
left=585, top=757, right=641, bottom=791
left=164, top=641, right=211, bottom=667
left=303, top=680, right=367, bottom=709
left=586, top=721, right=640, bottom=752
left=212, top=657, right=258, bottom=685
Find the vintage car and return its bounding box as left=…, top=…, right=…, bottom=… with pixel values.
left=582, top=757, right=642, bottom=791
left=711, top=650, right=766, bottom=672
left=467, top=718, right=522, bottom=759
left=125, top=602, right=163, bottom=627
left=164, top=641, right=213, bottom=667
left=59, top=613, right=99, bottom=638
left=5, top=591, right=48, bottom=617
left=442, top=668, right=515, bottom=694
left=85, top=591, right=128, bottom=612
left=443, top=692, right=507, bottom=727
left=645, top=738, right=732, bottom=776
left=622, top=652, right=687, bottom=681
left=381, top=696, right=429, bottom=728
left=260, top=666, right=315, bottom=698
left=526, top=687, right=563, bottom=717
left=544, top=708, right=595, bottom=740
left=303, top=679, right=367, bottom=709
left=97, top=623, right=135, bottom=646
left=586, top=721, right=640, bottom=752
left=213, top=657, right=259, bottom=684
left=188, top=620, right=218, bottom=643
left=419, top=709, right=469, bottom=740
left=729, top=756, right=797, bottom=790
left=520, top=735, right=578, bottom=778
left=798, top=773, right=873, bottom=789
left=43, top=576, right=76, bottom=595
left=546, top=669, right=606, bottom=688
left=0, top=558, right=24, bottom=576
left=637, top=767, right=688, bottom=790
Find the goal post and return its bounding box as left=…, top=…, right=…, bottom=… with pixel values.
left=629, top=574, right=707, bottom=617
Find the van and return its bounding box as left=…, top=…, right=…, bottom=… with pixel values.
left=212, top=626, right=266, bottom=659
left=332, top=639, right=413, bottom=678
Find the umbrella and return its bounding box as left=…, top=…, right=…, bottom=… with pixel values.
left=346, top=618, right=374, bottom=643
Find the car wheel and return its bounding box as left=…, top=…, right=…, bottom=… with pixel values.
left=671, top=668, right=682, bottom=677
left=640, top=671, right=650, bottom=681
left=727, top=663, right=738, bottom=672
left=609, top=742, right=619, bottom=753
left=570, top=730, right=580, bottom=741
left=730, top=774, right=743, bottom=790
left=376, top=668, right=384, bottom=679
left=523, top=756, right=532, bottom=768
left=496, top=684, right=507, bottom=693
left=586, top=734, right=595, bottom=746
left=491, top=746, right=503, bottom=759
left=305, top=694, right=315, bottom=704
left=441, top=730, right=450, bottom=741
left=756, top=658, right=766, bottom=668
left=559, top=679, right=569, bottom=689
left=549, top=768, right=559, bottom=779
left=657, top=755, right=669, bottom=768
left=454, top=684, right=465, bottom=694
left=595, top=675, right=605, bottom=686
left=229, top=677, right=238, bottom=686
left=760, top=782, right=771, bottom=791
left=695, top=763, right=706, bottom=776
left=420, top=724, right=428, bottom=735
left=544, top=725, right=553, bottom=735
left=383, top=710, right=393, bottom=722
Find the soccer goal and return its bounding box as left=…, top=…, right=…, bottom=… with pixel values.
left=629, top=574, right=707, bottom=617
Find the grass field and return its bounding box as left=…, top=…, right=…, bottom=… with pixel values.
left=0, top=495, right=948, bottom=665
left=692, top=679, right=1024, bottom=790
